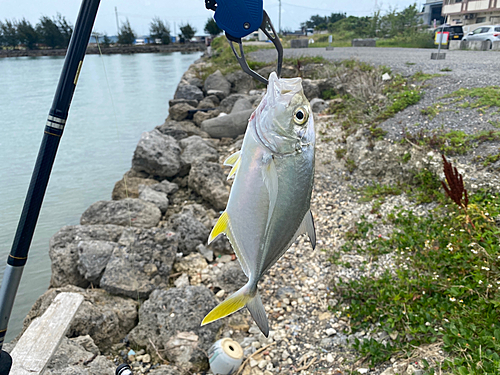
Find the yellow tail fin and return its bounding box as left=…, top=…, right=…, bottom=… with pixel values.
left=201, top=287, right=252, bottom=326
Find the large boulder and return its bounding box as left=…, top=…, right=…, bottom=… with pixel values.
left=112, top=175, right=158, bottom=200
left=203, top=70, right=231, bottom=99
left=168, top=103, right=196, bottom=121
left=44, top=336, right=116, bottom=375
left=230, top=98, right=253, bottom=114
left=225, top=70, right=256, bottom=93
left=169, top=205, right=210, bottom=255
left=80, top=198, right=161, bottom=228
left=132, top=130, right=182, bottom=178
left=22, top=285, right=138, bottom=352
left=211, top=260, right=247, bottom=294
left=179, top=136, right=219, bottom=172
left=139, top=185, right=169, bottom=214
left=77, top=240, right=117, bottom=286
left=200, top=109, right=254, bottom=138
left=188, top=161, right=229, bottom=211
left=128, top=286, right=222, bottom=373
left=151, top=179, right=179, bottom=196
left=157, top=120, right=210, bottom=141
left=302, top=79, right=320, bottom=100
left=49, top=225, right=124, bottom=288
left=174, top=84, right=204, bottom=102
left=100, top=227, right=178, bottom=299
left=218, top=94, right=248, bottom=113
left=310, top=98, right=329, bottom=113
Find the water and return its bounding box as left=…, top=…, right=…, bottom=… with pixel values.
left=0, top=51, right=202, bottom=341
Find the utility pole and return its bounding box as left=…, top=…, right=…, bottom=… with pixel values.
left=115, top=6, right=119, bottom=35
left=278, top=0, right=281, bottom=34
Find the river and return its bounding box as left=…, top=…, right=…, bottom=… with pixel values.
left=0, top=51, right=202, bottom=341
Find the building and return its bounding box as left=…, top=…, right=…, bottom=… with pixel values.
left=442, top=0, right=500, bottom=33
left=420, top=0, right=445, bottom=26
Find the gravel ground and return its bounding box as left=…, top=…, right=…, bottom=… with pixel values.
left=250, top=47, right=500, bottom=86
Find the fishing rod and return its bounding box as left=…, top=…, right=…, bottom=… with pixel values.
left=0, top=0, right=101, bottom=372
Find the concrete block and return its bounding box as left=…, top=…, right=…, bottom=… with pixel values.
left=492, top=41, right=500, bottom=51
left=290, top=39, right=309, bottom=48
left=448, top=40, right=461, bottom=50
left=431, top=52, right=446, bottom=60
left=466, top=40, right=488, bottom=51
left=352, top=38, right=376, bottom=47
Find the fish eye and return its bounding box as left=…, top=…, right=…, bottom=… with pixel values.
left=293, top=107, right=308, bottom=125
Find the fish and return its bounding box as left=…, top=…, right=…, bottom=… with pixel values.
left=201, top=72, right=316, bottom=337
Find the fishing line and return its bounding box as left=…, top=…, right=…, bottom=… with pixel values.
left=95, top=37, right=133, bottom=227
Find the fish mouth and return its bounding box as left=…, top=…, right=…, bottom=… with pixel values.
left=268, top=72, right=302, bottom=106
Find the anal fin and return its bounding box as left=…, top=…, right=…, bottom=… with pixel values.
left=208, top=211, right=229, bottom=244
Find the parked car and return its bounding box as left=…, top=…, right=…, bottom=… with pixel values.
left=463, top=25, right=500, bottom=49
left=434, top=25, right=464, bottom=48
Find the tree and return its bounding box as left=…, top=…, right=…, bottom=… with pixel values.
left=16, top=18, right=39, bottom=49
left=55, top=13, right=73, bottom=47
left=37, top=16, right=64, bottom=48
left=204, top=18, right=221, bottom=37
left=179, top=23, right=196, bottom=42
left=103, top=34, right=111, bottom=47
left=118, top=18, right=135, bottom=45
left=1, top=19, right=19, bottom=48
left=150, top=16, right=170, bottom=44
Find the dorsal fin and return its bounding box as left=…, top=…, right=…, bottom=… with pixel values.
left=208, top=211, right=229, bottom=244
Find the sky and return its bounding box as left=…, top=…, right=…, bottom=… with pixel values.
left=0, top=0, right=422, bottom=37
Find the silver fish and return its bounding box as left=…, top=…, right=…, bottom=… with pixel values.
left=201, top=72, right=316, bottom=336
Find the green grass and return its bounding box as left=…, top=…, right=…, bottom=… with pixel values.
left=335, top=148, right=347, bottom=160
left=442, top=86, right=500, bottom=112
left=333, top=191, right=500, bottom=373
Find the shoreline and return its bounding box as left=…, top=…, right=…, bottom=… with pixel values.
left=0, top=43, right=205, bottom=58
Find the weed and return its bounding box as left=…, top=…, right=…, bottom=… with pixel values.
left=421, top=103, right=444, bottom=120
left=359, top=183, right=403, bottom=203
left=405, top=62, right=416, bottom=66
left=440, top=67, right=453, bottom=72
left=412, top=71, right=442, bottom=82
left=483, top=152, right=500, bottom=166
left=402, top=152, right=411, bottom=163
left=335, top=190, right=500, bottom=371
left=369, top=126, right=387, bottom=140
left=346, top=158, right=357, bottom=173
left=442, top=86, right=500, bottom=111
left=335, top=148, right=347, bottom=160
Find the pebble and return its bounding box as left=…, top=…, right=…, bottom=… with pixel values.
left=215, top=289, right=225, bottom=298
left=326, top=353, right=334, bottom=363
left=326, top=328, right=337, bottom=336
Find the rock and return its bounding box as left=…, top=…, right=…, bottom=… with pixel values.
left=231, top=98, right=253, bottom=114
left=179, top=136, right=219, bottom=172
left=180, top=203, right=215, bottom=229
left=174, top=84, right=204, bottom=102
left=310, top=98, right=328, bottom=113
left=197, top=97, right=217, bottom=109
left=188, top=161, right=229, bottom=210
left=151, top=179, right=179, bottom=196
left=197, top=244, right=214, bottom=262
left=80, top=198, right=161, bottom=228
left=275, top=286, right=299, bottom=300
left=380, top=368, right=395, bottom=375
left=218, top=94, right=248, bottom=113
left=193, top=110, right=218, bottom=126
left=226, top=70, right=256, bottom=93
left=112, top=175, right=158, bottom=200
left=100, top=227, right=178, bottom=299
left=204, top=70, right=231, bottom=99
left=187, top=77, right=203, bottom=88
left=211, top=261, right=247, bottom=294
left=44, top=336, right=115, bottom=375
left=174, top=253, right=208, bottom=278
left=77, top=240, right=116, bottom=285
left=169, top=205, right=210, bottom=255
left=208, top=235, right=233, bottom=255
left=49, top=225, right=124, bottom=288
left=302, top=79, right=320, bottom=100
left=139, top=185, right=169, bottom=214
left=148, top=365, right=182, bottom=375
left=169, top=98, right=198, bottom=108
left=128, top=286, right=222, bottom=372
left=156, top=120, right=189, bottom=140
left=23, top=286, right=138, bottom=352
left=174, top=273, right=190, bottom=288
left=132, top=130, right=182, bottom=178
left=201, top=109, right=254, bottom=138
left=168, top=103, right=196, bottom=121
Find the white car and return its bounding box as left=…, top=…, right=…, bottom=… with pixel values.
left=463, top=25, right=500, bottom=49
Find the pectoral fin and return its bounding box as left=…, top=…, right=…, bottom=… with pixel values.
left=299, top=210, right=316, bottom=249
left=224, top=150, right=241, bottom=166
left=227, top=157, right=241, bottom=180
left=208, top=211, right=229, bottom=244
